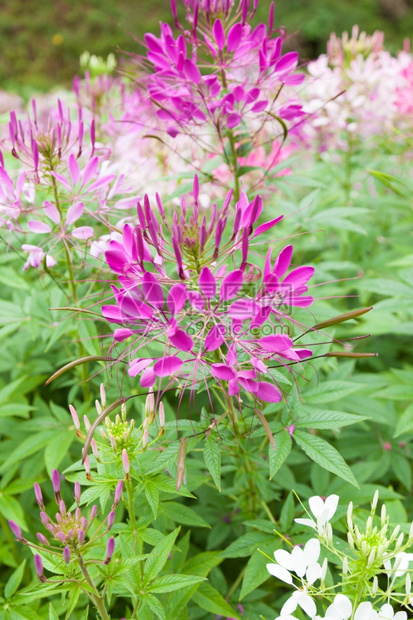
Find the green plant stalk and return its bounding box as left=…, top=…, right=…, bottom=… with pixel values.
left=77, top=552, right=110, bottom=620
left=126, top=479, right=136, bottom=529
left=228, top=130, right=241, bottom=203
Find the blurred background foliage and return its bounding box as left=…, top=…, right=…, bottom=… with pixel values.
left=2, top=0, right=413, bottom=92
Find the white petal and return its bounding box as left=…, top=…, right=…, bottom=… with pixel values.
left=309, top=496, right=325, bottom=518
left=325, top=603, right=344, bottom=620
left=354, top=602, right=377, bottom=620
left=333, top=594, right=352, bottom=619
left=295, top=518, right=317, bottom=530
left=266, top=563, right=293, bottom=584
left=393, top=613, right=407, bottom=620
left=324, top=494, right=339, bottom=519
left=306, top=562, right=322, bottom=585
left=297, top=593, right=317, bottom=618
left=304, top=538, right=320, bottom=565
left=379, top=604, right=394, bottom=620
left=274, top=549, right=295, bottom=571
left=291, top=546, right=307, bottom=577
left=281, top=592, right=299, bottom=616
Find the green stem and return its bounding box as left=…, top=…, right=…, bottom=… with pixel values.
left=228, top=131, right=241, bottom=202
left=126, top=480, right=136, bottom=529
left=77, top=552, right=110, bottom=620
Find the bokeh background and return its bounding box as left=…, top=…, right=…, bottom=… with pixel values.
left=2, top=0, right=413, bottom=92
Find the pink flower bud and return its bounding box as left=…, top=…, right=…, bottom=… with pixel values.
left=159, top=402, right=165, bottom=428
left=74, top=481, right=81, bottom=505
left=69, top=404, right=80, bottom=430
left=36, top=533, right=50, bottom=546
left=56, top=531, right=66, bottom=543
left=107, top=511, right=115, bottom=529
left=34, top=483, right=44, bottom=509
left=91, top=439, right=100, bottom=461
left=9, top=520, right=23, bottom=541
left=143, top=429, right=149, bottom=450
left=59, top=500, right=66, bottom=516
left=34, top=554, right=46, bottom=582
left=51, top=470, right=61, bottom=502
left=81, top=517, right=88, bottom=530
left=78, top=530, right=85, bottom=545
left=122, top=449, right=130, bottom=479
left=63, top=546, right=71, bottom=563
left=113, top=480, right=123, bottom=507
left=90, top=505, right=98, bottom=521
left=83, top=415, right=91, bottom=432
left=104, top=537, right=115, bottom=564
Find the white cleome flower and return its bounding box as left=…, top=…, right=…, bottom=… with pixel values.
left=378, top=603, right=407, bottom=620
left=384, top=551, right=413, bottom=582
left=295, top=495, right=339, bottom=536
left=266, top=538, right=322, bottom=585
left=280, top=589, right=317, bottom=618
left=321, top=597, right=382, bottom=620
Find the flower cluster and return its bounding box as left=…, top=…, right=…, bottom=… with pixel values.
left=266, top=492, right=413, bottom=620
left=9, top=469, right=121, bottom=581
left=101, top=176, right=315, bottom=404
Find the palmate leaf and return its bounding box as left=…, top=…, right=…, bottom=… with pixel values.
left=294, top=431, right=359, bottom=488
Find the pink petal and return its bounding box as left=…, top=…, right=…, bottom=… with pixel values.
left=211, top=363, right=236, bottom=381
left=204, top=325, right=225, bottom=351
left=51, top=171, right=72, bottom=191
left=71, top=226, right=93, bottom=239
left=252, top=215, right=283, bottom=238
left=140, top=367, right=156, bottom=387
left=168, top=328, right=193, bottom=352
left=220, top=269, right=243, bottom=300
left=68, top=154, right=80, bottom=186
left=188, top=291, right=205, bottom=310
left=167, top=283, right=187, bottom=315
left=226, top=112, right=241, bottom=128
left=199, top=267, right=216, bottom=299
left=227, top=22, right=243, bottom=53
left=274, top=245, right=293, bottom=278
left=228, top=299, right=256, bottom=319
left=142, top=272, right=164, bottom=309
left=283, top=266, right=315, bottom=288
left=153, top=356, right=183, bottom=377
left=82, top=157, right=99, bottom=186
left=256, top=382, right=282, bottom=402
left=43, top=201, right=61, bottom=224
left=183, top=59, right=201, bottom=84
left=87, top=175, right=116, bottom=192
left=213, top=18, right=225, bottom=50
left=66, top=201, right=84, bottom=225
left=102, top=305, right=123, bottom=323
left=129, top=358, right=153, bottom=377
left=275, top=51, right=298, bottom=75
left=258, top=334, right=293, bottom=352
left=28, top=220, right=51, bottom=234
left=114, top=328, right=134, bottom=342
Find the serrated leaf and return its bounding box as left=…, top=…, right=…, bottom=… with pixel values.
left=65, top=586, right=81, bottom=619
left=143, top=527, right=180, bottom=584
left=144, top=594, right=166, bottom=620
left=4, top=560, right=26, bottom=599
left=394, top=405, right=413, bottom=438
left=204, top=435, right=221, bottom=491
left=149, top=574, right=204, bottom=593
left=269, top=431, right=292, bottom=480
left=160, top=502, right=210, bottom=528
left=145, top=481, right=159, bottom=518
left=295, top=407, right=368, bottom=430
left=294, top=431, right=359, bottom=487
left=192, top=582, right=240, bottom=619
left=303, top=381, right=361, bottom=404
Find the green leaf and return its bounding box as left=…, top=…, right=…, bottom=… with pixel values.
left=160, top=502, right=210, bottom=528
left=391, top=453, right=412, bottom=491
left=240, top=547, right=274, bottom=600
left=204, top=435, right=221, bottom=491
left=65, top=586, right=81, bottom=619
left=0, top=430, right=57, bottom=472
left=221, top=531, right=272, bottom=558
left=144, top=594, right=166, bottom=620
left=0, top=495, right=27, bottom=528
left=192, top=582, right=240, bottom=619
left=44, top=432, right=74, bottom=476
left=295, top=407, right=369, bottom=430
left=48, top=605, right=59, bottom=620
left=303, top=381, right=361, bottom=404
left=280, top=491, right=294, bottom=532
left=145, top=481, right=159, bottom=518
left=149, top=574, right=204, bottom=594
left=294, top=431, right=359, bottom=487
left=394, top=405, right=413, bottom=438
left=269, top=431, right=292, bottom=480
left=4, top=560, right=26, bottom=599
left=143, top=527, right=180, bottom=584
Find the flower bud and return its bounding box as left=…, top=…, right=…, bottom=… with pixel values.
left=63, top=546, right=71, bottom=564
left=59, top=500, right=66, bottom=516
left=78, top=529, right=85, bottom=545
left=406, top=572, right=411, bottom=598
left=9, top=520, right=23, bottom=541
left=122, top=449, right=130, bottom=480
left=381, top=504, right=387, bottom=521
left=372, top=489, right=379, bottom=512
left=56, top=531, right=66, bottom=543
left=34, top=483, right=44, bottom=509
left=367, top=548, right=376, bottom=568
left=142, top=429, right=149, bottom=450
left=91, top=438, right=100, bottom=461
left=51, top=469, right=61, bottom=502
left=74, top=481, right=81, bottom=505
left=104, top=536, right=115, bottom=564
left=347, top=532, right=354, bottom=550
left=34, top=554, right=46, bottom=582
left=159, top=401, right=165, bottom=428
left=100, top=383, right=106, bottom=408
left=81, top=516, right=88, bottom=530
left=100, top=428, right=107, bottom=441
left=321, top=557, right=328, bottom=581
left=36, top=532, right=50, bottom=546
left=90, top=505, right=98, bottom=521
left=69, top=404, right=80, bottom=430
left=84, top=455, right=92, bottom=480
left=95, top=399, right=102, bottom=415
left=109, top=434, right=117, bottom=451
left=83, top=415, right=91, bottom=432
left=107, top=511, right=115, bottom=529
left=342, top=556, right=348, bottom=576
left=121, top=401, right=127, bottom=422
left=113, top=480, right=123, bottom=507
left=145, top=391, right=154, bottom=417
left=372, top=576, right=378, bottom=595
left=346, top=501, right=353, bottom=530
